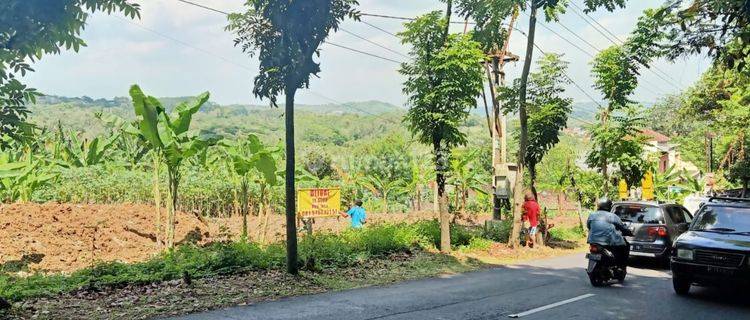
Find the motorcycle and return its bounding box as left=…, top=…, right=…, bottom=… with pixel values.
left=585, top=230, right=633, bottom=287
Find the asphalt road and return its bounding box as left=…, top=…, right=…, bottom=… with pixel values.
left=173, top=253, right=750, bottom=320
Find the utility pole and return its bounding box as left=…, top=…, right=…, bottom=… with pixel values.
left=489, top=10, right=519, bottom=221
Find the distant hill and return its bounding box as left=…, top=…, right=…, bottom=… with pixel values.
left=33, top=95, right=404, bottom=116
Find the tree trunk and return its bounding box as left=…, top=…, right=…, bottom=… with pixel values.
left=416, top=186, right=422, bottom=211
left=284, top=88, right=299, bottom=275
left=152, top=153, right=162, bottom=247
left=557, top=192, right=564, bottom=216
left=742, top=178, right=748, bottom=198
left=240, top=178, right=249, bottom=241
left=435, top=143, right=451, bottom=253
left=443, top=0, right=453, bottom=43
left=255, top=184, right=266, bottom=242
left=383, top=190, right=389, bottom=214
left=166, top=168, right=179, bottom=248
left=529, top=163, right=538, bottom=200
left=509, top=2, right=537, bottom=249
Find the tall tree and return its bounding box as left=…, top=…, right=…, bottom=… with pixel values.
left=227, top=0, right=359, bottom=274
left=400, top=11, right=485, bottom=252
left=498, top=53, right=572, bottom=198
left=0, top=0, right=140, bottom=146
left=587, top=46, right=646, bottom=191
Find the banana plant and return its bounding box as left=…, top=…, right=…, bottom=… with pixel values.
left=59, top=132, right=120, bottom=167
left=223, top=134, right=279, bottom=241
left=0, top=152, right=57, bottom=203
left=448, top=149, right=488, bottom=213
left=359, top=175, right=406, bottom=214
left=130, top=85, right=218, bottom=248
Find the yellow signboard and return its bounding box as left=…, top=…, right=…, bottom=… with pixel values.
left=297, top=188, right=341, bottom=218
left=618, top=179, right=628, bottom=200
left=642, top=171, right=655, bottom=200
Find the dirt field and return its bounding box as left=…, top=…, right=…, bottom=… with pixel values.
left=0, top=203, right=443, bottom=273
left=0, top=203, right=581, bottom=273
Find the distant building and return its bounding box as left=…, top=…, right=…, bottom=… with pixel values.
left=641, top=129, right=700, bottom=177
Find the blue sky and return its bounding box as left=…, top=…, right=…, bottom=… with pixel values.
left=23, top=0, right=710, bottom=106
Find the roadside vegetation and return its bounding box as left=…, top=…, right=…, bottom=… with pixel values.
left=0, top=0, right=748, bottom=318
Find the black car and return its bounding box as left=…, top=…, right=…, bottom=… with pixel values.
left=671, top=197, right=750, bottom=295
left=612, top=201, right=693, bottom=262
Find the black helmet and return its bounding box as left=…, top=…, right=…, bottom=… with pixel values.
left=596, top=197, right=613, bottom=212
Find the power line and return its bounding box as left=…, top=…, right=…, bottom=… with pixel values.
left=170, top=0, right=406, bottom=65
left=567, top=1, right=684, bottom=90
left=175, top=0, right=229, bottom=15
left=339, top=28, right=409, bottom=59
left=324, top=41, right=404, bottom=64
left=360, top=20, right=399, bottom=38
left=117, top=12, right=399, bottom=121
left=360, top=12, right=477, bottom=25
left=523, top=11, right=667, bottom=98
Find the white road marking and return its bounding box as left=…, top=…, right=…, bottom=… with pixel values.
left=507, top=293, right=596, bottom=318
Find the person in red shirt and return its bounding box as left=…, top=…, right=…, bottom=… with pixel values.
left=522, top=192, right=540, bottom=248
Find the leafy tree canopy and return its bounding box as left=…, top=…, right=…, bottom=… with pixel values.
left=498, top=53, right=572, bottom=179
left=628, top=0, right=749, bottom=73
left=400, top=12, right=486, bottom=152
left=226, top=0, right=359, bottom=103
left=0, top=0, right=140, bottom=144
left=590, top=45, right=638, bottom=110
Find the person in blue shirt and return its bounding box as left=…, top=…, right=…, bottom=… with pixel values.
left=341, top=199, right=367, bottom=228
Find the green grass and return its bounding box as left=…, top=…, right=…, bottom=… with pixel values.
left=0, top=220, right=494, bottom=302
left=549, top=225, right=587, bottom=242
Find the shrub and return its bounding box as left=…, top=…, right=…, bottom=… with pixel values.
left=549, top=225, right=586, bottom=242
left=0, top=222, right=430, bottom=302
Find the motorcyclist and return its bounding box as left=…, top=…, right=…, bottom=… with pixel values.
left=587, top=197, right=630, bottom=269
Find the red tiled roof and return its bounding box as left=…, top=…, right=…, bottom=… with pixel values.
left=641, top=129, right=670, bottom=143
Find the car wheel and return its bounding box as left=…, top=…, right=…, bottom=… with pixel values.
left=673, top=276, right=691, bottom=295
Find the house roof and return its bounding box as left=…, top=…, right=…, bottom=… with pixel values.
left=641, top=129, right=671, bottom=143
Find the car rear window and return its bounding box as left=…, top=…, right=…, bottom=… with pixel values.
left=613, top=204, right=664, bottom=224
left=691, top=206, right=750, bottom=233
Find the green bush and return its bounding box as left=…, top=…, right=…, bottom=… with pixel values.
left=549, top=225, right=586, bottom=242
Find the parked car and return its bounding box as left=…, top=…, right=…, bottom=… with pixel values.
left=671, top=197, right=750, bottom=295
left=611, top=201, right=693, bottom=263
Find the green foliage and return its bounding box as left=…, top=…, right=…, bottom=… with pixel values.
left=588, top=45, right=647, bottom=189
left=400, top=13, right=486, bottom=151
left=590, top=46, right=638, bottom=109
left=226, top=0, right=359, bottom=102
left=498, top=53, right=572, bottom=189
left=627, top=1, right=749, bottom=73
left=452, top=0, right=518, bottom=52
left=0, top=152, right=57, bottom=203
left=549, top=225, right=586, bottom=242
left=0, top=0, right=140, bottom=144
left=0, top=221, right=459, bottom=302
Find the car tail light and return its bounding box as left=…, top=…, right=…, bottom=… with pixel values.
left=647, top=226, right=668, bottom=238
left=589, top=244, right=598, bottom=253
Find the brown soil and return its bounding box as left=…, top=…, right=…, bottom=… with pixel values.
left=0, top=203, right=440, bottom=273
left=0, top=202, right=579, bottom=274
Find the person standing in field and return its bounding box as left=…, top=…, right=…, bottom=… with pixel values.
left=522, top=192, right=540, bottom=248
left=341, top=199, right=367, bottom=229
